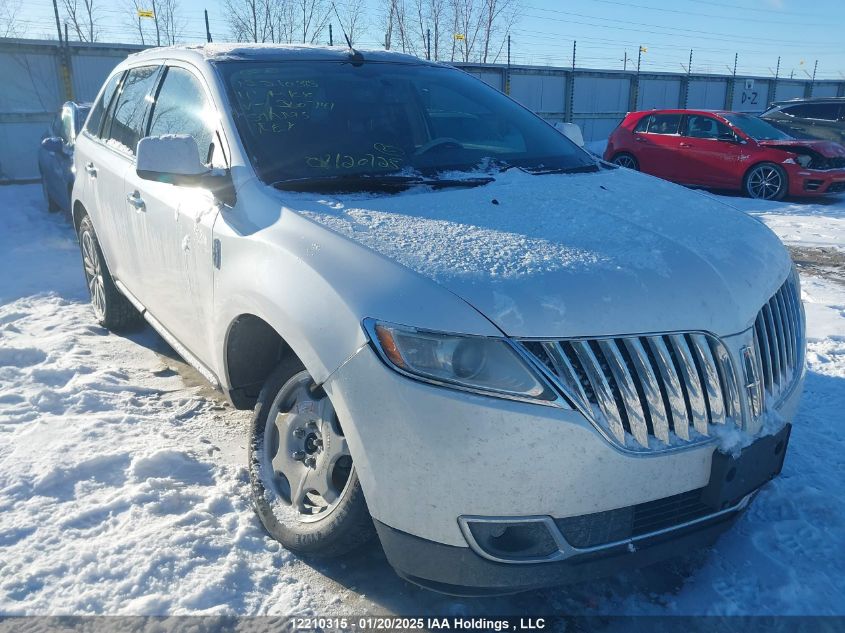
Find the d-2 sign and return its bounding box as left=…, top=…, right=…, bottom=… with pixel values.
left=741, top=78, right=759, bottom=107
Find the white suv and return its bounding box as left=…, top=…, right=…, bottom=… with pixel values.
left=72, top=44, right=804, bottom=595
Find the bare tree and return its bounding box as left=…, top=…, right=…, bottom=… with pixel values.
left=226, top=0, right=332, bottom=45
left=225, top=0, right=274, bottom=43
left=122, top=0, right=149, bottom=45
left=377, top=0, right=516, bottom=62
left=296, top=0, right=331, bottom=44
left=158, top=0, right=186, bottom=45
left=0, top=0, right=22, bottom=37
left=335, top=0, right=367, bottom=47
left=61, top=0, right=100, bottom=42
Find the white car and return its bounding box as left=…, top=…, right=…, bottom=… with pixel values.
left=72, top=44, right=805, bottom=595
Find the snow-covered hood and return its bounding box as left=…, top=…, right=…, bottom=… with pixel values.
left=757, top=139, right=845, bottom=158
left=294, top=168, right=790, bottom=338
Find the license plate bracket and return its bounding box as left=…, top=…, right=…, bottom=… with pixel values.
left=700, top=424, right=791, bottom=511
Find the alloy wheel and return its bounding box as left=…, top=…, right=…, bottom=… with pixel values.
left=81, top=230, right=106, bottom=320
left=613, top=154, right=638, bottom=170
left=262, top=373, right=352, bottom=522
left=747, top=165, right=784, bottom=200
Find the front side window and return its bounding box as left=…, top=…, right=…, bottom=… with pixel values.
left=684, top=115, right=732, bottom=139
left=723, top=113, right=792, bottom=140
left=149, top=67, right=217, bottom=165
left=85, top=72, right=122, bottom=138
left=104, top=65, right=161, bottom=155
left=217, top=60, right=594, bottom=185
left=634, top=113, right=682, bottom=135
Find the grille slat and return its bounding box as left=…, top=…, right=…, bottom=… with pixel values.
left=598, top=339, right=650, bottom=448
left=775, top=291, right=794, bottom=375
left=523, top=276, right=803, bottom=452
left=648, top=337, right=691, bottom=441
left=669, top=334, right=710, bottom=436
left=763, top=303, right=782, bottom=382
left=571, top=341, right=626, bottom=444
left=690, top=334, right=726, bottom=424
left=624, top=338, right=671, bottom=444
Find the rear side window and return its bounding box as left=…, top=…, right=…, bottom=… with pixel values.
left=635, top=113, right=682, bottom=134
left=85, top=72, right=122, bottom=137
left=104, top=65, right=161, bottom=155
left=148, top=67, right=216, bottom=165
left=782, top=103, right=840, bottom=121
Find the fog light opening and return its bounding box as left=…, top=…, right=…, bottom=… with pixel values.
left=465, top=519, right=559, bottom=560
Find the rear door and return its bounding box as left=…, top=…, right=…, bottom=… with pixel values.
left=630, top=113, right=684, bottom=180
left=122, top=63, right=226, bottom=363
left=675, top=114, right=745, bottom=187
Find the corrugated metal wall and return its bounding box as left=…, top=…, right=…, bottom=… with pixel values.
left=1, top=38, right=843, bottom=182
left=0, top=39, right=144, bottom=182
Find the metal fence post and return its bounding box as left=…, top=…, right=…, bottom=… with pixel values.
left=58, top=42, right=74, bottom=102
left=565, top=41, right=576, bottom=122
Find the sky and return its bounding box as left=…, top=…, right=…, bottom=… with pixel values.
left=13, top=0, right=845, bottom=79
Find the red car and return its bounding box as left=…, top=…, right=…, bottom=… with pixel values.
left=604, top=109, right=845, bottom=199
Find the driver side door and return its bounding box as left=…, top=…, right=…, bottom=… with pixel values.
left=675, top=114, right=745, bottom=187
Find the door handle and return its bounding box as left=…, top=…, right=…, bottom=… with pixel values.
left=679, top=142, right=692, bottom=148
left=126, top=191, right=146, bottom=212
left=84, top=162, right=97, bottom=177
left=634, top=136, right=647, bottom=143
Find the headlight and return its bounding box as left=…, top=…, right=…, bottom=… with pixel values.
left=364, top=319, right=559, bottom=404
left=795, top=154, right=812, bottom=168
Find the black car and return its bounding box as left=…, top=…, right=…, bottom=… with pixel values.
left=761, top=97, right=845, bottom=144
left=38, top=101, right=91, bottom=214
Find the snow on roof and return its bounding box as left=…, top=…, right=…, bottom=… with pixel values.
left=127, top=43, right=431, bottom=66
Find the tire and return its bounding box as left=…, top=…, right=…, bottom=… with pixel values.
left=744, top=162, right=788, bottom=200
left=77, top=214, right=143, bottom=331
left=41, top=177, right=60, bottom=213
left=612, top=152, right=639, bottom=170
left=249, top=359, right=375, bottom=558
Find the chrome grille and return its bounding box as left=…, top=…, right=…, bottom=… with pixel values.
left=524, top=333, right=741, bottom=450
left=752, top=274, right=804, bottom=406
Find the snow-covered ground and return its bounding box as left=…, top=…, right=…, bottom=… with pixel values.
left=0, top=182, right=843, bottom=617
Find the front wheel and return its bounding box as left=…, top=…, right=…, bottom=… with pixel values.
left=611, top=152, right=639, bottom=170
left=744, top=163, right=788, bottom=200
left=249, top=362, right=374, bottom=557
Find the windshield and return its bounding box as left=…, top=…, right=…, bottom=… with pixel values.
left=216, top=60, right=594, bottom=185
left=723, top=113, right=793, bottom=141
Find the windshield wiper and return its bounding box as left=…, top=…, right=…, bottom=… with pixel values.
left=272, top=174, right=494, bottom=192
left=522, top=163, right=601, bottom=175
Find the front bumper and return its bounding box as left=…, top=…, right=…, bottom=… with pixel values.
left=375, top=503, right=743, bottom=596
left=784, top=165, right=845, bottom=195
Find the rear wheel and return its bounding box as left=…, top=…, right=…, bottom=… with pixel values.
left=249, top=361, right=374, bottom=557
left=77, top=215, right=142, bottom=331
left=744, top=163, right=788, bottom=200
left=612, top=153, right=639, bottom=170
left=41, top=177, right=60, bottom=213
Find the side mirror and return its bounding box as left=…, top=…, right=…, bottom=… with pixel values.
left=552, top=121, right=585, bottom=148
left=41, top=136, right=63, bottom=154
left=137, top=134, right=208, bottom=183
left=136, top=134, right=236, bottom=205
left=717, top=132, right=738, bottom=143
